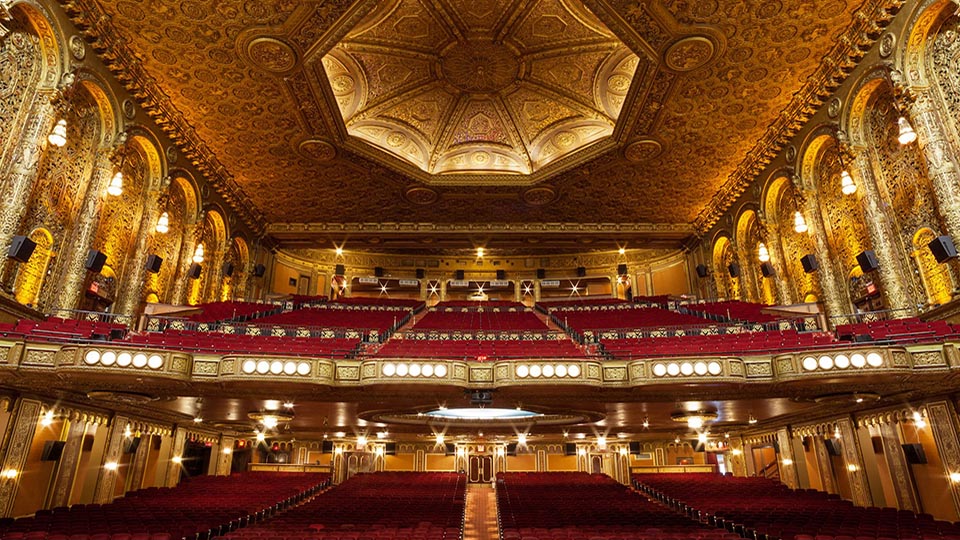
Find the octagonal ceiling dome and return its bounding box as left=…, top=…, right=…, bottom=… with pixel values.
left=322, top=0, right=639, bottom=179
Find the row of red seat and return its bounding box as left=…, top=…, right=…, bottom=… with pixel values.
left=253, top=308, right=408, bottom=332
left=187, top=302, right=282, bottom=323
left=498, top=472, right=734, bottom=540
left=375, top=338, right=584, bottom=359
left=633, top=473, right=960, bottom=540
left=681, top=301, right=781, bottom=324
left=554, top=307, right=709, bottom=332
left=0, top=318, right=126, bottom=342
left=0, top=472, right=330, bottom=540
left=121, top=331, right=361, bottom=357
left=602, top=331, right=838, bottom=359
left=835, top=319, right=959, bottom=343
left=220, top=472, right=465, bottom=540
left=412, top=310, right=547, bottom=331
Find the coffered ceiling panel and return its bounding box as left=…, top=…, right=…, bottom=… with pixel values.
left=75, top=0, right=880, bottom=241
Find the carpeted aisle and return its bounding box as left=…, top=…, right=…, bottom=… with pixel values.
left=463, top=484, right=500, bottom=540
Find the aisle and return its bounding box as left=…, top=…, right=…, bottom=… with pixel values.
left=462, top=484, right=500, bottom=540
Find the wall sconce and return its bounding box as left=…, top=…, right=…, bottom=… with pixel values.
left=193, top=243, right=205, bottom=263
left=104, top=461, right=119, bottom=471
left=47, top=119, right=67, bottom=147
left=156, top=212, right=170, bottom=234
left=758, top=243, right=770, bottom=262
left=793, top=211, right=808, bottom=233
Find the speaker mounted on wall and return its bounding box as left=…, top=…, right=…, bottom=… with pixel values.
left=374, top=266, right=384, bottom=277
left=617, top=263, right=628, bottom=275
left=145, top=254, right=163, bottom=274
left=760, top=262, right=775, bottom=278
left=800, top=254, right=818, bottom=273
left=496, top=269, right=506, bottom=280
left=84, top=250, right=107, bottom=273
left=335, top=264, right=345, bottom=276
left=188, top=263, right=202, bottom=280
left=728, top=263, right=741, bottom=278
left=928, top=235, right=958, bottom=263
left=856, top=250, right=879, bottom=273
left=536, top=268, right=546, bottom=279
left=455, top=269, right=465, bottom=280
left=222, top=262, right=235, bottom=277
left=415, top=268, right=425, bottom=279
left=7, top=235, right=37, bottom=263
left=253, top=264, right=266, bottom=277
left=576, top=266, right=586, bottom=277
left=695, top=264, right=708, bottom=278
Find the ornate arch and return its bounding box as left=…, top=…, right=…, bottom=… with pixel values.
left=169, top=169, right=202, bottom=224
left=912, top=227, right=954, bottom=305
left=8, top=0, right=67, bottom=88
left=73, top=69, right=123, bottom=147
left=900, top=0, right=956, bottom=88
left=126, top=126, right=167, bottom=189
left=711, top=235, right=739, bottom=300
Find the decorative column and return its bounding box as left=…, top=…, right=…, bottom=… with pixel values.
left=164, top=429, right=186, bottom=488
left=776, top=428, right=800, bottom=489
left=814, top=435, right=838, bottom=494
left=736, top=244, right=760, bottom=302
left=215, top=436, right=235, bottom=476
left=115, top=188, right=163, bottom=316
left=203, top=245, right=226, bottom=303
left=126, top=433, right=151, bottom=493
left=761, top=219, right=795, bottom=304
left=850, top=149, right=918, bottom=313
left=924, top=400, right=960, bottom=516
left=800, top=187, right=849, bottom=321
left=0, top=399, right=43, bottom=517
left=533, top=280, right=541, bottom=302
left=837, top=417, right=872, bottom=507
left=47, top=418, right=89, bottom=508
left=440, top=279, right=447, bottom=302
left=877, top=422, right=920, bottom=512
left=51, top=151, right=115, bottom=311
left=0, top=92, right=56, bottom=270
left=92, top=415, right=130, bottom=504
left=170, top=223, right=198, bottom=305
left=910, top=91, right=960, bottom=242
left=728, top=437, right=747, bottom=477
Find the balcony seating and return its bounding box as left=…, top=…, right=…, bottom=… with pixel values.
left=122, top=330, right=361, bottom=358
left=254, top=307, right=408, bottom=332
left=220, top=472, right=465, bottom=540
left=537, top=299, right=632, bottom=310
left=554, top=307, right=709, bottom=332
left=682, top=301, right=780, bottom=324
left=375, top=337, right=584, bottom=360
left=413, top=309, right=547, bottom=331
left=0, top=472, right=329, bottom=540
left=498, top=472, right=732, bottom=540
left=434, top=300, right=526, bottom=309
left=0, top=318, right=127, bottom=342
left=633, top=473, right=960, bottom=540
left=835, top=318, right=958, bottom=344
left=602, top=330, right=837, bottom=359
left=187, top=302, right=282, bottom=323
left=331, top=297, right=425, bottom=309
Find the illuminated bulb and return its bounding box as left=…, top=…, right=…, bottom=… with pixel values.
left=697, top=432, right=708, bottom=444
left=357, top=435, right=368, bottom=447
left=642, top=419, right=650, bottom=429
left=124, top=426, right=133, bottom=438
left=619, top=447, right=628, bottom=455
left=846, top=463, right=858, bottom=472
left=834, top=429, right=841, bottom=439
left=435, top=433, right=445, bottom=445
left=782, top=458, right=793, bottom=466
left=748, top=415, right=758, bottom=425
left=222, top=447, right=232, bottom=455
left=687, top=416, right=704, bottom=430
left=757, top=242, right=770, bottom=262
left=155, top=212, right=170, bottom=234
left=950, top=472, right=960, bottom=483
left=40, top=411, right=54, bottom=427
left=374, top=446, right=384, bottom=456
left=731, top=448, right=742, bottom=456
left=261, top=415, right=278, bottom=429
left=377, top=431, right=388, bottom=439
left=518, top=433, right=527, bottom=446
left=104, top=461, right=119, bottom=471
left=840, top=170, right=857, bottom=195
left=106, top=171, right=123, bottom=197
left=334, top=431, right=346, bottom=438
left=913, top=411, right=927, bottom=429
left=618, top=247, right=626, bottom=255
left=283, top=401, right=295, bottom=408
left=793, top=211, right=808, bottom=233
left=724, top=433, right=730, bottom=439
left=674, top=436, right=681, bottom=444
left=255, top=432, right=266, bottom=443
left=192, top=243, right=204, bottom=263
left=897, top=116, right=917, bottom=145
left=596, top=435, right=606, bottom=447
left=193, top=417, right=203, bottom=424
left=335, top=247, right=344, bottom=256
left=1, top=469, right=17, bottom=479
left=476, top=247, right=485, bottom=258
left=48, top=119, right=67, bottom=147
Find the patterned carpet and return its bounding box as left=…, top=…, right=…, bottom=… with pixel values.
left=463, top=484, right=500, bottom=540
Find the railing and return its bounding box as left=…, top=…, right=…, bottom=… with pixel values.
left=577, top=318, right=823, bottom=342
left=758, top=459, right=780, bottom=481
left=46, top=308, right=135, bottom=327
left=828, top=307, right=914, bottom=325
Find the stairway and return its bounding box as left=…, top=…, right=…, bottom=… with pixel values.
left=462, top=484, right=500, bottom=540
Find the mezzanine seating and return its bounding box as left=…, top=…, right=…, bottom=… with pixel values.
left=681, top=301, right=780, bottom=324
left=187, top=302, right=283, bottom=323
left=549, top=307, right=709, bottom=333
left=412, top=309, right=547, bottom=331
left=602, top=330, right=838, bottom=359
left=375, top=337, right=584, bottom=360
left=220, top=472, right=465, bottom=540
left=0, top=472, right=329, bottom=540
left=253, top=308, right=409, bottom=332
left=835, top=319, right=959, bottom=344
left=633, top=473, right=960, bottom=540
left=121, top=330, right=361, bottom=358
left=0, top=318, right=127, bottom=342
left=331, top=297, right=425, bottom=309
left=498, top=472, right=734, bottom=540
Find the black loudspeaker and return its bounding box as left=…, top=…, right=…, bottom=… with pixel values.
left=565, top=443, right=578, bottom=456
left=124, top=437, right=142, bottom=454
left=84, top=250, right=107, bottom=273
left=696, top=264, right=709, bottom=278
left=384, top=442, right=397, bottom=456
left=455, top=269, right=465, bottom=280
left=374, top=267, right=384, bottom=277
left=928, top=235, right=958, bottom=263
left=576, top=266, right=587, bottom=277
left=902, top=443, right=927, bottom=464
left=856, top=250, right=880, bottom=273
left=801, top=438, right=811, bottom=452
left=321, top=440, right=334, bottom=454
left=760, top=262, right=775, bottom=278
left=506, top=443, right=518, bottom=456
left=728, top=263, right=741, bottom=278
left=536, top=268, right=546, bottom=279
left=496, top=269, right=506, bottom=280
left=772, top=440, right=781, bottom=454
left=444, top=443, right=456, bottom=455
left=629, top=441, right=641, bottom=455
left=40, top=440, right=65, bottom=462
left=617, top=264, right=628, bottom=275
left=871, top=436, right=884, bottom=454
left=335, top=264, right=345, bottom=276
left=145, top=254, right=163, bottom=274
left=7, top=235, right=37, bottom=263
left=824, top=438, right=842, bottom=456
left=222, top=262, right=235, bottom=277
left=253, top=264, right=266, bottom=277
left=415, top=268, right=425, bottom=279
left=187, top=263, right=202, bottom=279
left=801, top=254, right=819, bottom=273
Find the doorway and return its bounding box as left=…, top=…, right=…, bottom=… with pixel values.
left=469, top=455, right=493, bottom=483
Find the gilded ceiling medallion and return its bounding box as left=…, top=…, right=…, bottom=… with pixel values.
left=440, top=41, right=522, bottom=93
left=404, top=186, right=439, bottom=205
left=664, top=36, right=716, bottom=72
left=623, top=138, right=662, bottom=162
left=298, top=139, right=337, bottom=162
left=246, top=37, right=298, bottom=74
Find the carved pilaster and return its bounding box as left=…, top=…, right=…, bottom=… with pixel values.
left=47, top=419, right=88, bottom=508
left=878, top=422, right=920, bottom=512
left=736, top=245, right=760, bottom=302
left=126, top=433, right=151, bottom=492
left=852, top=151, right=918, bottom=313
left=925, top=400, right=960, bottom=515
left=910, top=92, right=960, bottom=242
left=204, top=246, right=227, bottom=303
left=215, top=436, right=235, bottom=476
left=728, top=437, right=747, bottom=477
left=802, top=192, right=849, bottom=321
left=837, top=418, right=872, bottom=507
left=776, top=428, right=800, bottom=489
left=170, top=223, right=198, bottom=305
left=0, top=399, right=42, bottom=517
left=814, top=436, right=838, bottom=494
left=115, top=189, right=162, bottom=315
left=53, top=152, right=114, bottom=311
left=763, top=222, right=795, bottom=304
left=164, top=429, right=186, bottom=487
left=92, top=415, right=129, bottom=504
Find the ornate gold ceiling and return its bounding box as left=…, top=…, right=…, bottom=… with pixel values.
left=63, top=0, right=894, bottom=246
left=322, top=0, right=640, bottom=180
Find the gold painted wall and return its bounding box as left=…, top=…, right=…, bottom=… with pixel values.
left=506, top=454, right=537, bottom=471
left=425, top=454, right=455, bottom=471
left=651, top=261, right=690, bottom=296
left=384, top=454, right=416, bottom=471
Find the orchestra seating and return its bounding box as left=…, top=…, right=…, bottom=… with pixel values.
left=602, top=330, right=838, bottom=359
left=633, top=473, right=960, bottom=540
left=187, top=302, right=282, bottom=323
left=375, top=337, right=583, bottom=360
left=220, top=472, right=465, bottom=540
left=681, top=301, right=780, bottom=324
left=122, top=330, right=361, bottom=358
left=497, top=472, right=736, bottom=540
left=412, top=309, right=547, bottom=331
left=0, top=472, right=329, bottom=540
left=0, top=318, right=127, bottom=342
